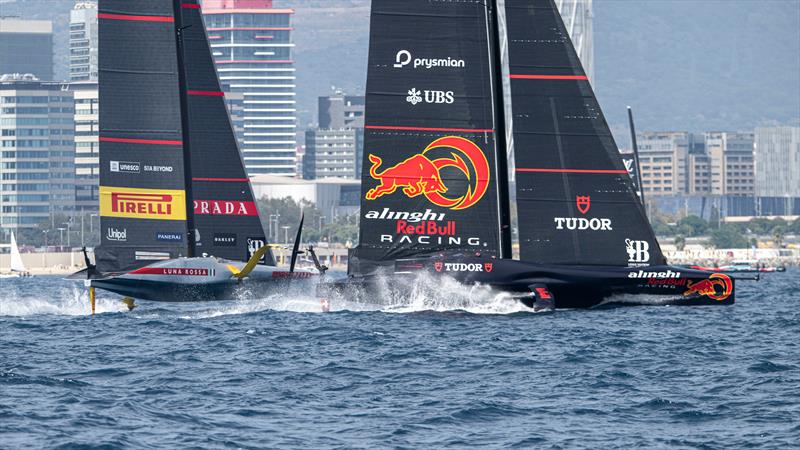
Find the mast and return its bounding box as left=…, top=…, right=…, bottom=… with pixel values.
left=627, top=106, right=647, bottom=213
left=173, top=0, right=197, bottom=257
left=488, top=0, right=513, bottom=259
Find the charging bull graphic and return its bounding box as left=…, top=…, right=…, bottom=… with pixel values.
left=683, top=273, right=733, bottom=301
left=365, top=136, right=490, bottom=210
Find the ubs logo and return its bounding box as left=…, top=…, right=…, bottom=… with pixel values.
left=406, top=88, right=454, bottom=106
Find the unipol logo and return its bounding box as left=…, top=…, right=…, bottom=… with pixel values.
left=576, top=195, right=591, bottom=215
left=626, top=239, right=650, bottom=264
left=406, top=88, right=454, bottom=106
left=106, top=227, right=127, bottom=242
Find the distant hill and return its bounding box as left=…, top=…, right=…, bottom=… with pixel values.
left=4, top=0, right=798, bottom=142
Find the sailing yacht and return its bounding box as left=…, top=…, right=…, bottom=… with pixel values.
left=321, top=0, right=735, bottom=309
left=70, top=0, right=320, bottom=306
left=1, top=233, right=30, bottom=278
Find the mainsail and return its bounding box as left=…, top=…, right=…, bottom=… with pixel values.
left=9, top=233, right=26, bottom=273
left=95, top=0, right=274, bottom=272
left=178, top=1, right=275, bottom=266
left=352, top=0, right=507, bottom=273
left=504, top=0, right=665, bottom=267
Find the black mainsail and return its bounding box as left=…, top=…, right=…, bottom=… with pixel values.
left=351, top=0, right=508, bottom=274
left=504, top=0, right=665, bottom=267
left=95, top=0, right=274, bottom=273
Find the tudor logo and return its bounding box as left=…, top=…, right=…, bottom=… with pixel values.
left=434, top=261, right=443, bottom=272
left=105, top=227, right=127, bottom=242
left=626, top=239, right=650, bottom=264
left=554, top=217, right=612, bottom=231
left=576, top=195, right=591, bottom=215
left=406, top=88, right=454, bottom=106
left=484, top=262, right=493, bottom=273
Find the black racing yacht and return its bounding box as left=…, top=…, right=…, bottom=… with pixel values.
left=319, top=0, right=735, bottom=309
left=70, top=0, right=321, bottom=310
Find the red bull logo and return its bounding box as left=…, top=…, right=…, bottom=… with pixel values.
left=365, top=136, right=490, bottom=210
left=683, top=273, right=733, bottom=301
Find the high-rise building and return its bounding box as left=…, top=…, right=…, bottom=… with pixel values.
left=202, top=0, right=297, bottom=176
left=0, top=19, right=54, bottom=81
left=705, top=132, right=754, bottom=197
left=0, top=76, right=75, bottom=233
left=636, top=132, right=699, bottom=196
left=69, top=1, right=99, bottom=82
left=755, top=126, right=800, bottom=197
left=71, top=81, right=99, bottom=213
left=304, top=92, right=365, bottom=180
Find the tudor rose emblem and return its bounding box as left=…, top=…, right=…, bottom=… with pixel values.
left=576, top=195, right=591, bottom=215
left=484, top=263, right=493, bottom=273
left=434, top=261, right=443, bottom=272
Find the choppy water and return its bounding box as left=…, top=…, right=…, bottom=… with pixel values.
left=1, top=270, right=799, bottom=448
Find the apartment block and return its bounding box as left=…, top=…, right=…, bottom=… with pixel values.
left=0, top=19, right=53, bottom=81
left=705, top=132, right=754, bottom=196
left=755, top=126, right=800, bottom=197
left=69, top=1, right=99, bottom=82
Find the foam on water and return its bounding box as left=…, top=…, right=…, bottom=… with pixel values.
left=0, top=280, right=127, bottom=316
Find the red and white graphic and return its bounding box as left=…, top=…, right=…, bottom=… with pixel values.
left=194, top=200, right=258, bottom=216
left=576, top=195, right=591, bottom=215
left=484, top=262, right=493, bottom=273
left=128, top=267, right=209, bottom=276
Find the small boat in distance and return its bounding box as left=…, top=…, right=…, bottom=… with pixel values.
left=1, top=233, right=31, bottom=278
left=685, top=260, right=786, bottom=274
left=319, top=0, right=737, bottom=309
left=69, top=0, right=322, bottom=310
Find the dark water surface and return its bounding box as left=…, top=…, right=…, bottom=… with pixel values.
left=1, top=271, right=799, bottom=448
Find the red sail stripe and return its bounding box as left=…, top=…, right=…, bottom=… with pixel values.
left=192, top=178, right=249, bottom=182
left=366, top=125, right=494, bottom=133
left=181, top=3, right=201, bottom=8
left=100, top=136, right=182, bottom=146
left=510, top=74, right=588, bottom=80
left=516, top=168, right=628, bottom=174
left=188, top=90, right=225, bottom=97
left=207, top=27, right=293, bottom=31
left=97, top=13, right=174, bottom=23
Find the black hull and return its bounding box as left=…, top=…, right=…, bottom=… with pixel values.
left=92, top=277, right=317, bottom=302
left=319, top=255, right=736, bottom=310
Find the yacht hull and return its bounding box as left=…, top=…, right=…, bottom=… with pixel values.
left=320, top=255, right=735, bottom=309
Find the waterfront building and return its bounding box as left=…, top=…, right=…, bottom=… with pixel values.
left=636, top=132, right=700, bottom=196
left=705, top=132, right=754, bottom=196
left=0, top=19, right=54, bottom=81
left=755, top=126, right=800, bottom=198
left=202, top=0, right=297, bottom=176
left=69, top=1, right=99, bottom=82
left=304, top=92, right=365, bottom=180
left=71, top=81, right=99, bottom=213
left=0, top=76, right=75, bottom=233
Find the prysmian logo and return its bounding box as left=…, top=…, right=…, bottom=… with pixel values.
left=106, top=227, right=127, bottom=242
left=406, top=88, right=454, bottom=106
left=213, top=233, right=237, bottom=247
left=110, top=161, right=140, bottom=173
left=156, top=232, right=183, bottom=242
left=393, top=50, right=465, bottom=70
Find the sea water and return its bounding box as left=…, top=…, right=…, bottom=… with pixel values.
left=1, top=271, right=798, bottom=448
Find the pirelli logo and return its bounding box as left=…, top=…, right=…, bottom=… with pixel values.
left=100, top=186, right=186, bottom=221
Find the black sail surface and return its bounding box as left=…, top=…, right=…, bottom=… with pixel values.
left=351, top=0, right=505, bottom=274
left=178, top=1, right=275, bottom=265
left=505, top=0, right=665, bottom=267
left=96, top=0, right=189, bottom=272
